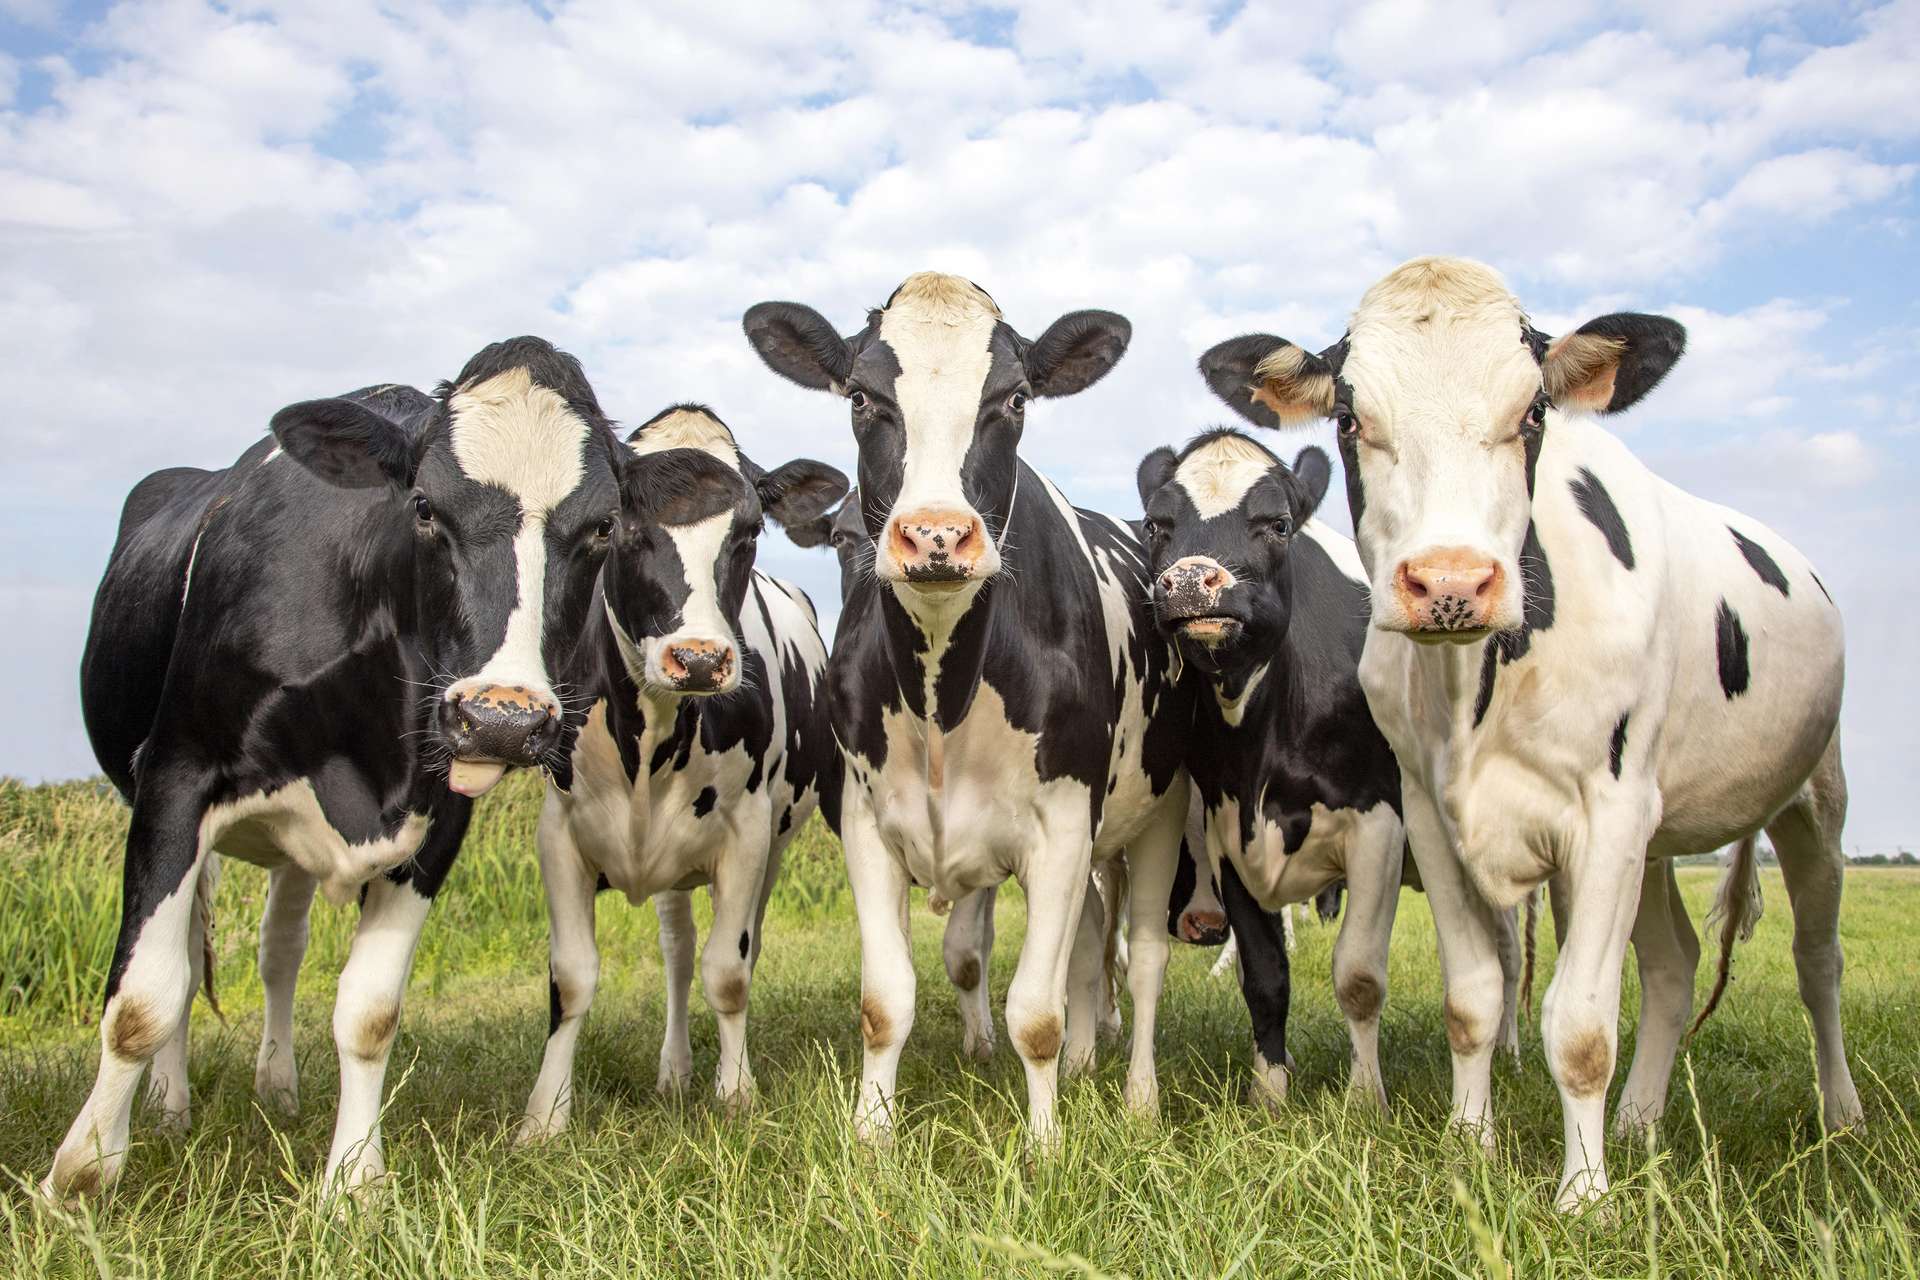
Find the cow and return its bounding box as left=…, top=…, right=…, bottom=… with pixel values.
left=516, top=405, right=845, bottom=1137
left=1198, top=255, right=1860, bottom=1210
left=742, top=273, right=1192, bottom=1145
left=1137, top=431, right=1405, bottom=1108
left=47, top=339, right=628, bottom=1200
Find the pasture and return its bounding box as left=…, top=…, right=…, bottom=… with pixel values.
left=2, top=773, right=1915, bottom=1279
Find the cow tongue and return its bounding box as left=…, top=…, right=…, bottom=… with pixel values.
left=448, top=759, right=508, bottom=798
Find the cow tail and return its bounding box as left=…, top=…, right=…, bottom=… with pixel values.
left=196, top=857, right=225, bottom=1024
left=1691, top=835, right=1763, bottom=1036
left=1519, top=886, right=1539, bottom=1023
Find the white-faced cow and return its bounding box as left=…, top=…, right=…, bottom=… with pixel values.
left=517, top=406, right=845, bottom=1138
left=50, top=339, right=627, bottom=1200
left=1200, top=256, right=1860, bottom=1209
left=1138, top=431, right=1404, bottom=1108
left=744, top=274, right=1193, bottom=1144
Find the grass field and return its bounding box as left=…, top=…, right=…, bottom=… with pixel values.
left=1, top=773, right=1916, bottom=1278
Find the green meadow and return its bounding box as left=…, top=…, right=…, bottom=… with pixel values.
left=2, top=772, right=1915, bottom=1278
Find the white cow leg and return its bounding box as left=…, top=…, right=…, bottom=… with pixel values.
left=845, top=791, right=915, bottom=1144
left=45, top=790, right=210, bottom=1201
left=323, top=876, right=433, bottom=1196
left=942, top=888, right=997, bottom=1061
left=1209, top=933, right=1239, bottom=980
left=1281, top=903, right=1297, bottom=954
left=519, top=802, right=599, bottom=1143
left=1494, top=902, right=1523, bottom=1061
left=1768, top=733, right=1864, bottom=1129
left=655, top=889, right=697, bottom=1095
left=1333, top=815, right=1402, bottom=1110
left=147, top=862, right=209, bottom=1133
left=703, top=836, right=769, bottom=1110
left=1006, top=836, right=1092, bottom=1153
left=1061, top=874, right=1105, bottom=1078
left=1613, top=861, right=1698, bottom=1134
left=254, top=865, right=317, bottom=1114
left=1540, top=807, right=1649, bottom=1212
left=1121, top=787, right=1186, bottom=1118
left=1403, top=782, right=1505, bottom=1151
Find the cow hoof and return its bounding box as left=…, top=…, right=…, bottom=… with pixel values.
left=1061, top=1046, right=1095, bottom=1079
left=1554, top=1173, right=1613, bottom=1217
left=1349, top=1077, right=1389, bottom=1113
left=255, top=1064, right=300, bottom=1115
left=657, top=1059, right=692, bottom=1096
left=1450, top=1116, right=1499, bottom=1156
left=1123, top=1076, right=1159, bottom=1119
left=717, top=1077, right=758, bottom=1116
left=961, top=1034, right=995, bottom=1063
left=513, top=1113, right=567, bottom=1146
left=1609, top=1105, right=1661, bottom=1140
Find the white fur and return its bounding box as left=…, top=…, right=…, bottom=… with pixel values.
left=1173, top=433, right=1275, bottom=519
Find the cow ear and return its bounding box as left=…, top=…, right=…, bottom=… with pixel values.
left=271, top=397, right=414, bottom=490
left=758, top=458, right=851, bottom=534
left=1027, top=310, right=1131, bottom=398
left=1199, top=335, right=1336, bottom=430
left=1136, top=446, right=1178, bottom=507
left=1289, top=446, right=1331, bottom=525
left=743, top=302, right=854, bottom=393
left=783, top=511, right=835, bottom=549
left=1543, top=313, right=1686, bottom=415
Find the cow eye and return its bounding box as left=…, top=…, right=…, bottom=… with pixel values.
left=1140, top=518, right=1161, bottom=542
left=1522, top=396, right=1548, bottom=433
left=413, top=495, right=433, bottom=523
left=1334, top=409, right=1360, bottom=440
left=1008, top=390, right=1029, bottom=414
left=1267, top=515, right=1294, bottom=538
left=848, top=389, right=870, bottom=412
left=595, top=515, right=615, bottom=539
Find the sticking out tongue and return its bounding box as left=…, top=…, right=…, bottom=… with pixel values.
left=448, top=759, right=508, bottom=798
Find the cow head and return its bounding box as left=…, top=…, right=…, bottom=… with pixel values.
left=742, top=273, right=1130, bottom=605
left=1137, top=431, right=1330, bottom=681
left=609, top=405, right=846, bottom=695
left=270, top=338, right=623, bottom=796
left=786, top=487, right=871, bottom=606
left=1198, top=256, right=1684, bottom=642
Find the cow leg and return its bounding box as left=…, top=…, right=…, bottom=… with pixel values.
left=655, top=889, right=697, bottom=1094
left=322, top=875, right=435, bottom=1195
left=1612, top=860, right=1698, bottom=1134
left=1539, top=803, right=1651, bottom=1212
left=1120, top=786, right=1186, bottom=1118
left=1494, top=903, right=1523, bottom=1061
left=254, top=865, right=317, bottom=1114
left=1209, top=933, right=1238, bottom=979
left=942, top=887, right=997, bottom=1061
left=1548, top=872, right=1572, bottom=949
left=1767, top=732, right=1863, bottom=1130
left=845, top=789, right=914, bottom=1144
left=1402, top=779, right=1505, bottom=1152
left=147, top=859, right=211, bottom=1133
left=1094, top=861, right=1127, bottom=1041
left=518, top=798, right=599, bottom=1142
left=45, top=780, right=210, bottom=1200
left=1217, top=858, right=1292, bottom=1109
left=1061, top=874, right=1106, bottom=1078
left=702, top=833, right=769, bottom=1110
left=1333, top=813, right=1402, bottom=1111
left=1006, top=794, right=1100, bottom=1149
left=1281, top=903, right=1296, bottom=954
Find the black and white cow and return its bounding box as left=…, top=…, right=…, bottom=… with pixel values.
left=744, top=273, right=1192, bottom=1143
left=1200, top=256, right=1860, bottom=1209
left=517, top=405, right=845, bottom=1138
left=1138, top=430, right=1404, bottom=1108
left=50, top=339, right=627, bottom=1199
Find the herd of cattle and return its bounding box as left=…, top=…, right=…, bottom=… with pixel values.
left=42, top=256, right=1861, bottom=1215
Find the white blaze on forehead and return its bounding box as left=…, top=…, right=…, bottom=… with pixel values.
left=628, top=407, right=741, bottom=469
left=1174, top=434, right=1279, bottom=520
left=878, top=273, right=1002, bottom=515
left=447, top=365, right=590, bottom=513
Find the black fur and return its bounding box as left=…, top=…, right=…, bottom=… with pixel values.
left=1715, top=600, right=1751, bottom=699
left=1730, top=527, right=1790, bottom=597
left=1570, top=468, right=1635, bottom=569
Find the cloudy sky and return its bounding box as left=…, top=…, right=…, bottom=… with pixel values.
left=2, top=1, right=1914, bottom=850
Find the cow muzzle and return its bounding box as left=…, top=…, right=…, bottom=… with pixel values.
left=1178, top=908, right=1230, bottom=946
left=439, top=684, right=562, bottom=795
left=1157, top=557, right=1241, bottom=644
left=656, top=636, right=737, bottom=693
left=1391, top=547, right=1505, bottom=637
left=885, top=508, right=992, bottom=589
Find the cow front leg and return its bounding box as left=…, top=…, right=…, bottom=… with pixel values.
left=1007, top=836, right=1092, bottom=1152
left=254, top=865, right=317, bottom=1114
left=323, top=875, right=435, bottom=1196
left=1120, top=784, right=1186, bottom=1118
left=1541, top=811, right=1649, bottom=1212
left=1217, top=857, right=1292, bottom=1109
left=45, top=779, right=210, bottom=1201
left=518, top=796, right=599, bottom=1143
left=655, top=890, right=696, bottom=1094
left=1402, top=779, right=1505, bottom=1152
left=942, top=887, right=997, bottom=1061
left=1061, top=873, right=1105, bottom=1078
left=703, top=832, right=771, bottom=1110
left=1612, top=861, right=1698, bottom=1134
left=1333, top=811, right=1402, bottom=1111
left=844, top=788, right=914, bottom=1144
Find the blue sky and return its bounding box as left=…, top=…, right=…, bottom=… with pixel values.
left=1, top=0, right=1915, bottom=850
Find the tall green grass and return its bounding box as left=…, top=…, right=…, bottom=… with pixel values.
left=1, top=776, right=1915, bottom=1277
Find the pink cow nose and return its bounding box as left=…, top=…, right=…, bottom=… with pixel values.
left=1395, top=549, right=1503, bottom=632
left=889, top=509, right=985, bottom=582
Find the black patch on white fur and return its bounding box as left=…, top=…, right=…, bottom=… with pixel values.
left=1609, top=715, right=1628, bottom=779
left=1571, top=468, right=1634, bottom=570
left=1715, top=601, right=1750, bottom=699
left=693, top=785, right=717, bottom=817
left=1729, top=527, right=1789, bottom=597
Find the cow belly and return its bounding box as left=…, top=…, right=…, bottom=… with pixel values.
left=1208, top=797, right=1380, bottom=909
left=205, top=779, right=429, bottom=905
